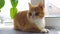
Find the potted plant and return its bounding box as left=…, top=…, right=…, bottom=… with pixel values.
left=0, top=0, right=5, bottom=12
left=10, top=0, right=18, bottom=19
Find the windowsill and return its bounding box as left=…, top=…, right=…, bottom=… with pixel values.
left=0, top=23, right=13, bottom=28
left=57, top=31, right=60, bottom=34
left=45, top=15, right=60, bottom=17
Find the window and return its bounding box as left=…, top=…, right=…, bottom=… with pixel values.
left=45, top=0, right=60, bottom=17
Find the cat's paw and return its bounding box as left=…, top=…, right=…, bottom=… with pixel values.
left=41, top=28, right=49, bottom=33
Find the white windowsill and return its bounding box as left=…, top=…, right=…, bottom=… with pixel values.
left=57, top=31, right=60, bottom=34
left=45, top=15, right=60, bottom=17
left=0, top=23, right=13, bottom=28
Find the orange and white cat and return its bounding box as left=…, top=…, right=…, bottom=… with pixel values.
left=14, top=0, right=49, bottom=33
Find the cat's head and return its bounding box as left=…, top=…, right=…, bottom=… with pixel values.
left=28, top=0, right=44, bottom=19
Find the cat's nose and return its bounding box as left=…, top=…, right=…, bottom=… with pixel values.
left=32, top=14, right=35, bottom=18
left=35, top=13, right=39, bottom=16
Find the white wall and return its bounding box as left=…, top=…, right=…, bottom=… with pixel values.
left=31, top=0, right=41, bottom=5
left=0, top=0, right=11, bottom=19
left=17, top=0, right=31, bottom=11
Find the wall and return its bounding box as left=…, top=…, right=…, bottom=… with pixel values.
left=31, top=0, right=40, bottom=5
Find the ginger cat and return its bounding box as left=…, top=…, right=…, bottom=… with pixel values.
left=14, top=0, right=49, bottom=33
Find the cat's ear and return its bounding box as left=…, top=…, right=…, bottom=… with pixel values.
left=38, top=0, right=44, bottom=8
left=28, top=3, right=32, bottom=9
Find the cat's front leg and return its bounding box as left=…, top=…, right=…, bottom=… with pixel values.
left=35, top=21, right=49, bottom=33
left=40, top=28, right=49, bottom=33
left=36, top=25, right=49, bottom=33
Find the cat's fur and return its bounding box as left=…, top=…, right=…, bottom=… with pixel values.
left=14, top=0, right=49, bottom=33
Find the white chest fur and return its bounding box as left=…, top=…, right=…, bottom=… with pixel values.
left=31, top=18, right=45, bottom=28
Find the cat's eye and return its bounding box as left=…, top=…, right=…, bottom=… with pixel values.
left=29, top=13, right=32, bottom=16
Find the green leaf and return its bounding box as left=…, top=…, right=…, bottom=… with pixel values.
left=0, top=0, right=5, bottom=9
left=10, top=0, right=18, bottom=7
left=10, top=7, right=17, bottom=19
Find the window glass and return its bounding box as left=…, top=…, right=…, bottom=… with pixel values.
left=45, top=0, right=60, bottom=17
